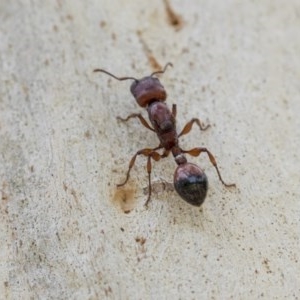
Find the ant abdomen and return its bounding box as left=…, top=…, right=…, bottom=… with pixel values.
left=174, top=163, right=208, bottom=206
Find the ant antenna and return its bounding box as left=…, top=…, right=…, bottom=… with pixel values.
left=150, top=62, right=173, bottom=77
left=94, top=62, right=173, bottom=81
left=93, top=69, right=138, bottom=82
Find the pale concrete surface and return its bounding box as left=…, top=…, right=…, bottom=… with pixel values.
left=0, top=1, right=299, bottom=299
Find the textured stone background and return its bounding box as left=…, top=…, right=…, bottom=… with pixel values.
left=0, top=0, right=299, bottom=299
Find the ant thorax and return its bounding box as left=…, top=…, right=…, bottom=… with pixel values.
left=147, top=102, right=178, bottom=150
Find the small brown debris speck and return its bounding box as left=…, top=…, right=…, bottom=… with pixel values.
left=70, top=188, right=79, bottom=205
left=135, top=237, right=146, bottom=246
left=66, top=14, right=73, bottom=21
left=1, top=182, right=9, bottom=201
left=100, top=20, right=106, bottom=28
left=262, top=258, right=272, bottom=274
left=104, top=286, right=112, bottom=296
left=84, top=130, right=91, bottom=139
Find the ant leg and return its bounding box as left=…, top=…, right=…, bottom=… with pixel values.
left=145, top=149, right=170, bottom=206
left=117, top=146, right=163, bottom=205
left=172, top=104, right=177, bottom=118
left=117, top=148, right=158, bottom=187
left=178, top=118, right=210, bottom=138
left=117, top=113, right=155, bottom=132
left=182, top=147, right=236, bottom=187
left=145, top=155, right=155, bottom=207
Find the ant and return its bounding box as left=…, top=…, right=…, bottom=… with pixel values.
left=94, top=63, right=235, bottom=207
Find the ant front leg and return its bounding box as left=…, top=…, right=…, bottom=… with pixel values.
left=178, top=118, right=210, bottom=138
left=117, top=146, right=163, bottom=206
left=117, top=113, right=155, bottom=132
left=182, top=147, right=236, bottom=187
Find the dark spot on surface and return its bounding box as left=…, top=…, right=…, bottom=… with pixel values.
left=100, top=20, right=106, bottom=28
left=84, top=130, right=91, bottom=139
left=104, top=286, right=112, bottom=296
left=1, top=182, right=9, bottom=201
left=66, top=14, right=73, bottom=21
left=135, top=237, right=146, bottom=246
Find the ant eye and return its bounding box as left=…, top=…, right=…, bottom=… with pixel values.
left=174, top=163, right=208, bottom=206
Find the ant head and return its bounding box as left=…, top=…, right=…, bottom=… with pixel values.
left=94, top=63, right=172, bottom=108
left=130, top=63, right=172, bottom=107
left=130, top=76, right=167, bottom=107
left=174, top=163, right=208, bottom=206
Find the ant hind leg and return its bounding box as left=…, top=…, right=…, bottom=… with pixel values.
left=117, top=146, right=163, bottom=206
left=182, top=147, right=236, bottom=187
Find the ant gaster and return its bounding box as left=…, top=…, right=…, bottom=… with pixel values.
left=94, top=63, right=235, bottom=207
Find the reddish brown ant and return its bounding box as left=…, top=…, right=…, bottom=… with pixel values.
left=94, top=63, right=235, bottom=207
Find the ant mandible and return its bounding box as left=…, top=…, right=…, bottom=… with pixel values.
left=94, top=63, right=235, bottom=207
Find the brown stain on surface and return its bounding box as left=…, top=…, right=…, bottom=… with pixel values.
left=135, top=236, right=147, bottom=262
left=63, top=182, right=80, bottom=206
left=70, top=188, right=79, bottom=205
left=163, top=0, right=183, bottom=31
left=113, top=187, right=136, bottom=213
left=1, top=181, right=9, bottom=205
left=262, top=258, right=272, bottom=274
left=137, top=31, right=161, bottom=70
left=22, top=85, right=29, bottom=96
